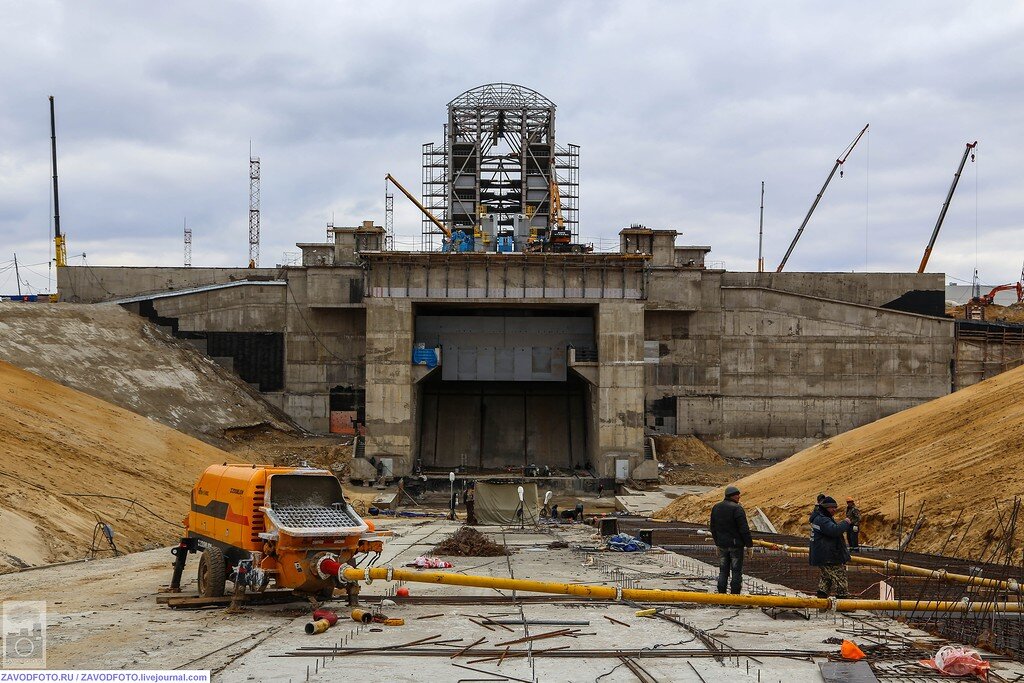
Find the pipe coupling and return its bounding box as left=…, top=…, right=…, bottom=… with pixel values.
left=313, top=553, right=338, bottom=580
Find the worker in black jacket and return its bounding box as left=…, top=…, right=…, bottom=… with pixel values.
left=845, top=498, right=861, bottom=550
left=809, top=496, right=852, bottom=598
left=709, top=485, right=753, bottom=594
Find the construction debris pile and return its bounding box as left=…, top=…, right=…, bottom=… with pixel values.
left=655, top=435, right=759, bottom=486
left=0, top=360, right=239, bottom=571
left=947, top=301, right=1024, bottom=323
left=656, top=364, right=1024, bottom=559
left=433, top=527, right=509, bottom=557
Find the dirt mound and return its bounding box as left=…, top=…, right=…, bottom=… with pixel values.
left=0, top=302, right=297, bottom=445
left=946, top=302, right=1024, bottom=324
left=654, top=435, right=725, bottom=466
left=433, top=527, right=509, bottom=557
left=0, top=360, right=238, bottom=571
left=655, top=364, right=1024, bottom=560
left=223, top=429, right=353, bottom=479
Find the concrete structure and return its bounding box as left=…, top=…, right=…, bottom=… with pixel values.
left=59, top=223, right=962, bottom=479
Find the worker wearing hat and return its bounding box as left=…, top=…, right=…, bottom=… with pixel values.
left=845, top=498, right=861, bottom=550
left=709, top=484, right=753, bottom=594
left=809, top=496, right=853, bottom=599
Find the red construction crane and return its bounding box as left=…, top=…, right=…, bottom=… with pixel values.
left=917, top=141, right=977, bottom=273
left=776, top=124, right=869, bottom=272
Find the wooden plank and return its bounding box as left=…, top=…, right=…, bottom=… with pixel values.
left=163, top=591, right=300, bottom=608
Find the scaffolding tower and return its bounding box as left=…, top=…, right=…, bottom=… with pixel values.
left=421, top=83, right=579, bottom=250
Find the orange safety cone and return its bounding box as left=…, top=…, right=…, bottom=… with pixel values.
left=841, top=640, right=866, bottom=660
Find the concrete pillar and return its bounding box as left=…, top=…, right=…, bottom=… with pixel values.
left=595, top=301, right=645, bottom=478
left=364, top=298, right=414, bottom=473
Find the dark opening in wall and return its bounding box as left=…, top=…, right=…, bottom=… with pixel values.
left=131, top=300, right=284, bottom=391
left=881, top=290, right=945, bottom=317
left=330, top=386, right=365, bottom=418
left=204, top=332, right=284, bottom=391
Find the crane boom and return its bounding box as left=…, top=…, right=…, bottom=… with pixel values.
left=549, top=179, right=564, bottom=229
left=49, top=96, right=67, bottom=268
left=917, top=141, right=977, bottom=273
left=776, top=123, right=869, bottom=272
left=385, top=173, right=450, bottom=239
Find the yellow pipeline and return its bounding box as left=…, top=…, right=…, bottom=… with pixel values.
left=752, top=540, right=1020, bottom=593
left=340, top=566, right=1024, bottom=613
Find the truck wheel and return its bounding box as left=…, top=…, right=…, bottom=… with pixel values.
left=198, top=547, right=227, bottom=597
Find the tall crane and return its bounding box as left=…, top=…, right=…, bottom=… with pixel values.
left=776, top=124, right=869, bottom=272
left=49, top=96, right=67, bottom=268
left=385, top=173, right=450, bottom=239
left=917, top=141, right=977, bottom=273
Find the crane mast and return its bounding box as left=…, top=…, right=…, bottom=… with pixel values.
left=385, top=173, right=450, bottom=239
left=776, top=124, right=869, bottom=272
left=917, top=141, right=977, bottom=273
left=50, top=96, right=67, bottom=268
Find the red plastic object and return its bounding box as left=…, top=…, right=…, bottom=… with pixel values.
left=312, top=609, right=339, bottom=626
left=396, top=586, right=410, bottom=597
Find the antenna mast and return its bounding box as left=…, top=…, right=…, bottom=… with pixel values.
left=184, top=218, right=192, bottom=268
left=758, top=181, right=765, bottom=272
left=248, top=150, right=260, bottom=268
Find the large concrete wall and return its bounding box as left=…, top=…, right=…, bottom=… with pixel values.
left=721, top=272, right=945, bottom=309
left=647, top=284, right=953, bottom=459
left=59, top=266, right=279, bottom=301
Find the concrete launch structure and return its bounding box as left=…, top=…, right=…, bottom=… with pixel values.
left=57, top=83, right=1012, bottom=483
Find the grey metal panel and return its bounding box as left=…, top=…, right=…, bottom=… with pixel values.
left=531, top=347, right=551, bottom=376
left=514, top=346, right=531, bottom=381
left=442, top=345, right=458, bottom=381
left=496, top=347, right=514, bottom=379
left=551, top=346, right=566, bottom=381
left=477, top=346, right=495, bottom=379
left=458, top=347, right=477, bottom=381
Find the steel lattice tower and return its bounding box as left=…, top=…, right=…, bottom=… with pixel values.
left=421, top=83, right=579, bottom=250
left=385, top=187, right=394, bottom=251
left=184, top=222, right=192, bottom=268
left=249, top=155, right=260, bottom=267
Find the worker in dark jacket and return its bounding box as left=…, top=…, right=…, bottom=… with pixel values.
left=845, top=498, right=861, bottom=550
left=809, top=496, right=852, bottom=598
left=709, top=485, right=753, bottom=594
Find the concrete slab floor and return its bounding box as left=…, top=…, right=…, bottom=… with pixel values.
left=1, top=519, right=1021, bottom=682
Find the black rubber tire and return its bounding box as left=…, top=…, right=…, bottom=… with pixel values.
left=198, top=546, right=227, bottom=597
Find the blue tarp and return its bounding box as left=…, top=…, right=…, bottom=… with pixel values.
left=412, top=347, right=438, bottom=369
left=607, top=533, right=650, bottom=552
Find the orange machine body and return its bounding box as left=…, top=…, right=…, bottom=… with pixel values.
left=186, top=464, right=384, bottom=594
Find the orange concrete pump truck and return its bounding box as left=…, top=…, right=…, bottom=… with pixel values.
left=168, top=464, right=385, bottom=603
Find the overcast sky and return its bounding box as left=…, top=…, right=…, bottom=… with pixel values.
left=1, top=1, right=1021, bottom=293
